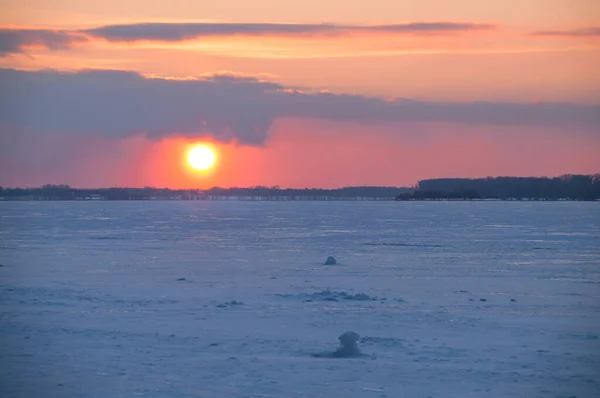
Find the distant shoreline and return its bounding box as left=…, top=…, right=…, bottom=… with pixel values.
left=1, top=174, right=598, bottom=201
left=0, top=198, right=597, bottom=202
left=0, top=186, right=411, bottom=201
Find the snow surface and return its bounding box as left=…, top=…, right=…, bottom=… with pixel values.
left=0, top=201, right=599, bottom=398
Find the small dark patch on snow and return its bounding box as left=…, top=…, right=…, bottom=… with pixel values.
left=364, top=242, right=442, bottom=248
left=176, top=277, right=186, bottom=281
left=361, top=336, right=405, bottom=348
left=456, top=290, right=469, bottom=293
left=278, top=289, right=380, bottom=302
left=320, top=290, right=378, bottom=301
left=216, top=300, right=244, bottom=308
left=57, top=384, right=64, bottom=387
left=347, top=293, right=377, bottom=301
left=479, top=298, right=487, bottom=302
left=324, top=256, right=337, bottom=265
left=468, top=299, right=474, bottom=301
left=209, top=343, right=219, bottom=347
left=270, top=276, right=277, bottom=280
left=510, top=298, right=517, bottom=302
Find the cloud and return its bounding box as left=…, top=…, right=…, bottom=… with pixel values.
left=531, top=27, right=600, bottom=37
left=1, top=68, right=597, bottom=146
left=82, top=22, right=495, bottom=42
left=0, top=29, right=88, bottom=56
left=0, top=22, right=494, bottom=55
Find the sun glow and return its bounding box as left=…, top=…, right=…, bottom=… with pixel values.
left=187, top=143, right=217, bottom=171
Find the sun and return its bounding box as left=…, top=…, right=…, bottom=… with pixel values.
left=187, top=144, right=217, bottom=171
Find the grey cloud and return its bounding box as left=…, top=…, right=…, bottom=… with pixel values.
left=1, top=68, right=597, bottom=146
left=82, top=22, right=495, bottom=42
left=83, top=23, right=344, bottom=41
left=361, top=22, right=494, bottom=33
left=0, top=22, right=495, bottom=55
left=531, top=27, right=600, bottom=37
left=0, top=29, right=88, bottom=56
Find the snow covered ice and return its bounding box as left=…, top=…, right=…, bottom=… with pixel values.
left=0, top=201, right=599, bottom=397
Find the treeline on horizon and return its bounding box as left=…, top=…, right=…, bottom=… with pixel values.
left=0, top=185, right=411, bottom=200
left=395, top=174, right=600, bottom=201
left=1, top=174, right=598, bottom=201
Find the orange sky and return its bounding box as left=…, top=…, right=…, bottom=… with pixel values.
left=0, top=1, right=599, bottom=188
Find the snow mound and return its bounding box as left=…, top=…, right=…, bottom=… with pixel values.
left=314, top=331, right=364, bottom=358
left=324, top=256, right=337, bottom=265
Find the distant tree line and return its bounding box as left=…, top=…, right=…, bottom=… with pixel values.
left=3, top=176, right=598, bottom=201
left=0, top=185, right=411, bottom=201
left=204, top=186, right=410, bottom=199
left=395, top=175, right=600, bottom=201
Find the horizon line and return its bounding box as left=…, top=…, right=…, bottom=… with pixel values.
left=2, top=173, right=598, bottom=191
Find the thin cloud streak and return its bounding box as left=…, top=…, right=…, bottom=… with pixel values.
left=1, top=68, right=598, bottom=146
left=531, top=26, right=600, bottom=37
left=0, top=21, right=495, bottom=55
left=82, top=22, right=495, bottom=42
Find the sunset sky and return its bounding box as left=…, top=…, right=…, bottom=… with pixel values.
left=1, top=0, right=599, bottom=188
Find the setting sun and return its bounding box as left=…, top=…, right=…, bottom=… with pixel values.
left=187, top=144, right=217, bottom=171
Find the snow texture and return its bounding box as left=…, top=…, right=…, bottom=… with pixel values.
left=0, top=201, right=599, bottom=398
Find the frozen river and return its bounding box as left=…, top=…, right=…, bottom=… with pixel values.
left=1, top=201, right=599, bottom=397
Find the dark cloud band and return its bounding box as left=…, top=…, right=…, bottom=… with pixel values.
left=1, top=68, right=597, bottom=146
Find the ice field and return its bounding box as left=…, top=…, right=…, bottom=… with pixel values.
left=1, top=201, right=599, bottom=397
